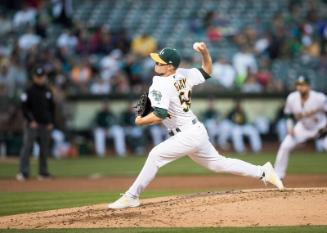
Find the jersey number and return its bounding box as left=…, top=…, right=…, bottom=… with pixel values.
left=178, top=90, right=192, bottom=112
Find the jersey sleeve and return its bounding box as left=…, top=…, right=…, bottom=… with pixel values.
left=323, top=94, right=327, bottom=112
left=185, top=68, right=206, bottom=86
left=148, top=80, right=171, bottom=110
left=284, top=95, right=293, bottom=115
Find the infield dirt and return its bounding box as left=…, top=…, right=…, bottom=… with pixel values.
left=1, top=188, right=326, bottom=228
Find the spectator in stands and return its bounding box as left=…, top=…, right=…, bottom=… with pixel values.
left=227, top=100, right=262, bottom=153
left=18, top=27, right=41, bottom=51
left=123, top=54, right=144, bottom=93
left=114, top=29, right=131, bottom=54
left=17, top=66, right=55, bottom=181
left=303, top=36, right=321, bottom=59
left=9, top=57, right=28, bottom=94
left=90, top=26, right=114, bottom=55
left=100, top=49, right=122, bottom=84
left=51, top=0, right=73, bottom=28
left=211, top=57, right=236, bottom=89
left=266, top=13, right=288, bottom=60
left=70, top=58, right=92, bottom=93
left=75, top=27, right=91, bottom=55
left=51, top=59, right=67, bottom=89
left=57, top=29, right=78, bottom=52
left=0, top=59, right=15, bottom=97
left=233, top=45, right=258, bottom=88
left=131, top=33, right=157, bottom=57
left=93, top=102, right=126, bottom=157
left=120, top=103, right=145, bottom=154
left=256, top=58, right=273, bottom=91
left=110, top=71, right=130, bottom=94
left=318, top=18, right=327, bottom=55
left=206, top=25, right=221, bottom=42
left=90, top=76, right=111, bottom=95
left=201, top=99, right=221, bottom=146
left=254, top=34, right=270, bottom=56
left=0, top=56, right=27, bottom=97
left=0, top=13, right=12, bottom=36
left=13, top=2, right=37, bottom=28
left=241, top=73, right=263, bottom=93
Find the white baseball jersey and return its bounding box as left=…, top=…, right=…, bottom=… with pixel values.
left=284, top=90, right=327, bottom=130
left=148, top=67, right=205, bottom=130
left=275, top=90, right=327, bottom=179
left=126, top=68, right=267, bottom=199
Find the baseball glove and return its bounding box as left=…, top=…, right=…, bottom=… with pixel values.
left=134, top=92, right=153, bottom=117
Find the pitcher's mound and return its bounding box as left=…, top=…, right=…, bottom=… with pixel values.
left=1, top=188, right=326, bottom=229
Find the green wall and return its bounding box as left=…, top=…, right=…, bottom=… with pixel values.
left=67, top=98, right=285, bottom=130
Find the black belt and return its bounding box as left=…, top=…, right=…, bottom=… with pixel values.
left=169, top=119, right=197, bottom=136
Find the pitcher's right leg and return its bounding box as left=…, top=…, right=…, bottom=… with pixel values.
left=274, top=135, right=297, bottom=179
left=108, top=129, right=198, bottom=209
left=190, top=141, right=263, bottom=178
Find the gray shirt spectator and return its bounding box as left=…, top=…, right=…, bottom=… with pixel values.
left=212, top=57, right=236, bottom=89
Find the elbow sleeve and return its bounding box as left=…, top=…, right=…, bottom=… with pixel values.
left=197, top=68, right=211, bottom=80
left=153, top=107, right=169, bottom=119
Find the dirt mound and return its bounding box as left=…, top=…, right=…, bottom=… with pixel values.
left=1, top=188, right=326, bottom=229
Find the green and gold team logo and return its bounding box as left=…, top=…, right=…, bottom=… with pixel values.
left=151, top=90, right=162, bottom=103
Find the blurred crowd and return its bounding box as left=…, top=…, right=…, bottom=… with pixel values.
left=200, top=0, right=327, bottom=92
left=0, top=0, right=327, bottom=99
left=1, top=0, right=327, bottom=157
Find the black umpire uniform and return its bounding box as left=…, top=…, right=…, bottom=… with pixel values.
left=17, top=67, right=55, bottom=180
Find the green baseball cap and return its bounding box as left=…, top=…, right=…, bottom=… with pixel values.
left=150, top=48, right=181, bottom=68
left=296, top=75, right=310, bottom=85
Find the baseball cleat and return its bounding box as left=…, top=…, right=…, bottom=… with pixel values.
left=261, top=162, right=284, bottom=191
left=108, top=193, right=140, bottom=209
left=16, top=173, right=29, bottom=182
left=37, top=173, right=54, bottom=181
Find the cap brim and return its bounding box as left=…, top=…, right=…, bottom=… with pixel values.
left=150, top=53, right=167, bottom=64
left=296, top=81, right=309, bottom=85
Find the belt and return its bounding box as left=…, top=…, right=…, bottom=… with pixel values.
left=169, top=119, right=198, bottom=136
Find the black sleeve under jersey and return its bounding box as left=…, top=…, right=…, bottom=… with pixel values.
left=153, top=107, right=169, bottom=119
left=197, top=68, right=211, bottom=80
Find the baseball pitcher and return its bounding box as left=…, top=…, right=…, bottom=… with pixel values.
left=108, top=43, right=284, bottom=209
left=274, top=75, right=327, bottom=179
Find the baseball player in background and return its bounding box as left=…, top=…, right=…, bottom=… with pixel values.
left=108, top=42, right=284, bottom=209
left=274, top=76, right=327, bottom=179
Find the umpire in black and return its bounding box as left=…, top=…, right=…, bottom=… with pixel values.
left=17, top=66, right=55, bottom=181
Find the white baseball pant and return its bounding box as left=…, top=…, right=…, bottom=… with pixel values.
left=274, top=122, right=320, bottom=179
left=231, top=124, right=262, bottom=153
left=94, top=126, right=126, bottom=157
left=127, top=122, right=263, bottom=197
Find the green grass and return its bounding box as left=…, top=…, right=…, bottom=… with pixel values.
left=0, top=226, right=327, bottom=233
left=1, top=152, right=326, bottom=179
left=0, top=152, right=326, bottom=232
left=0, top=190, right=195, bottom=217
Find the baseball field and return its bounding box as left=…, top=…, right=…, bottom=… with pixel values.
left=0, top=152, right=326, bottom=233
